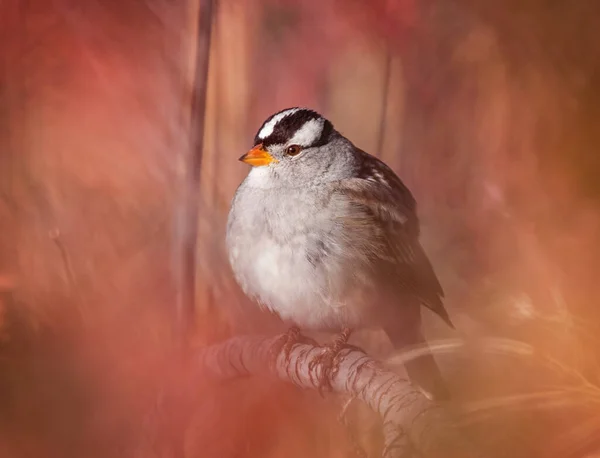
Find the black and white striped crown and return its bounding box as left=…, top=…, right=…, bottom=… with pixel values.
left=253, top=107, right=334, bottom=148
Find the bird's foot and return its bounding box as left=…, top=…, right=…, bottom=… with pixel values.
left=308, top=329, right=364, bottom=395
left=269, top=326, right=318, bottom=369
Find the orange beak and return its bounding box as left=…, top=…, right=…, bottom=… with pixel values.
left=239, top=144, right=278, bottom=167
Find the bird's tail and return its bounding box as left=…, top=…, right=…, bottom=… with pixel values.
left=385, top=327, right=451, bottom=401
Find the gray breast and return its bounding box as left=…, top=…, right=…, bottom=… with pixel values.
left=226, top=180, right=370, bottom=331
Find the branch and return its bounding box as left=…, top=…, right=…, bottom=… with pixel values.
left=197, top=335, right=480, bottom=458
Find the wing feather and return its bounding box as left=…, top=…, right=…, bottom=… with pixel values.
left=331, top=154, right=452, bottom=327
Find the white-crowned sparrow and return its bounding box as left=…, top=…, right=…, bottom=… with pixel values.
left=226, top=107, right=453, bottom=399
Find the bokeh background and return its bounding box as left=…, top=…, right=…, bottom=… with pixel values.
left=1, top=0, right=600, bottom=457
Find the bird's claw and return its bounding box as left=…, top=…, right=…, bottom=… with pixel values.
left=269, top=326, right=318, bottom=369
left=309, top=333, right=364, bottom=395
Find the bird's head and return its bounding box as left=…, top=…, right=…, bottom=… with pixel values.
left=239, top=108, right=356, bottom=187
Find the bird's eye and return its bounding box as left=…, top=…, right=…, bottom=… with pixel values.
left=285, top=145, right=302, bottom=157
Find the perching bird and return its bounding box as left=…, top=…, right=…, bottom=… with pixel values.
left=226, top=107, right=453, bottom=400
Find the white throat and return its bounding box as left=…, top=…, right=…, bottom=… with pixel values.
left=245, top=166, right=276, bottom=189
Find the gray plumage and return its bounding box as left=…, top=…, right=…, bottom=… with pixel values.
left=226, top=108, right=452, bottom=399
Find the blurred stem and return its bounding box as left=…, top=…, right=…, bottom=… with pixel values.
left=175, top=0, right=215, bottom=347
left=376, top=45, right=393, bottom=157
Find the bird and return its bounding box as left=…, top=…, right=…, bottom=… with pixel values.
left=226, top=107, right=453, bottom=400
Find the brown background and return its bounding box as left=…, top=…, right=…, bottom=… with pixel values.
left=1, top=0, right=600, bottom=457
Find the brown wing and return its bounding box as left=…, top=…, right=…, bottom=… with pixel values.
left=333, top=154, right=453, bottom=328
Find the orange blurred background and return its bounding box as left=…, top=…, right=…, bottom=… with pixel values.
left=1, top=0, right=600, bottom=457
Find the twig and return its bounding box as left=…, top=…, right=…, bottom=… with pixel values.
left=49, top=228, right=88, bottom=324
left=49, top=229, right=76, bottom=290
left=376, top=45, right=393, bottom=157
left=196, top=335, right=480, bottom=458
